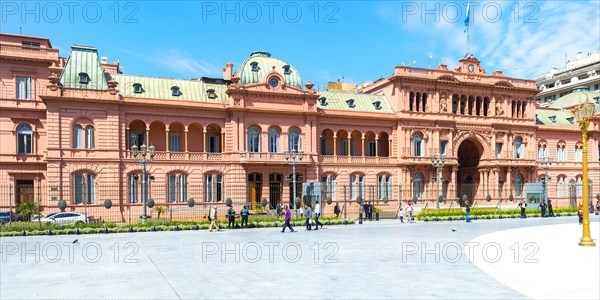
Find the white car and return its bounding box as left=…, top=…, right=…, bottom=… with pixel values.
left=37, top=212, right=92, bottom=225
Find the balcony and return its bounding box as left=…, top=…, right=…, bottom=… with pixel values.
left=319, top=155, right=396, bottom=164
left=0, top=43, right=59, bottom=62
left=126, top=151, right=223, bottom=161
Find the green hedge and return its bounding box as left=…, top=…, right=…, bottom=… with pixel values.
left=417, top=207, right=579, bottom=220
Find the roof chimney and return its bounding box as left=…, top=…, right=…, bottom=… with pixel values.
left=101, top=56, right=108, bottom=64
left=223, top=62, right=233, bottom=80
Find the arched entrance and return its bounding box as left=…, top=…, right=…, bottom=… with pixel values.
left=457, top=139, right=483, bottom=204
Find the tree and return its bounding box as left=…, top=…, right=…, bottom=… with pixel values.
left=154, top=206, right=166, bottom=219
left=16, top=200, right=42, bottom=221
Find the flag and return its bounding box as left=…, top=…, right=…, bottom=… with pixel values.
left=464, top=1, right=470, bottom=33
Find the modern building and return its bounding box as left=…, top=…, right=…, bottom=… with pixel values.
left=535, top=50, right=600, bottom=105
left=1, top=32, right=599, bottom=221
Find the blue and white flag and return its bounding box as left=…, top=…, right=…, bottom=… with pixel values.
left=464, top=1, right=470, bottom=33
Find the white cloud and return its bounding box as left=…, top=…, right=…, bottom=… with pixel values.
left=118, top=48, right=221, bottom=78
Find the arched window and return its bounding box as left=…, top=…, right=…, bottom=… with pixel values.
left=73, top=172, right=96, bottom=204
left=85, top=126, right=94, bottom=149
left=514, top=137, right=524, bottom=159
left=576, top=176, right=583, bottom=197
left=268, top=128, right=280, bottom=153
left=17, top=124, right=33, bottom=154
left=248, top=127, right=260, bottom=153
left=205, top=173, right=224, bottom=202
left=73, top=125, right=83, bottom=148
left=413, top=173, right=423, bottom=199
left=556, top=143, right=566, bottom=161
left=289, top=128, right=301, bottom=151
left=377, top=175, right=391, bottom=199
left=514, top=174, right=523, bottom=198
left=575, top=145, right=583, bottom=162
left=413, top=132, right=424, bottom=157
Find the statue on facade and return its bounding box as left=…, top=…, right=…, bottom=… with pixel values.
left=440, top=94, right=448, bottom=112
left=495, top=102, right=504, bottom=116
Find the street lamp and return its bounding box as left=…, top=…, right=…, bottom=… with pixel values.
left=431, top=153, right=446, bottom=211
left=572, top=97, right=596, bottom=247
left=539, top=156, right=552, bottom=206
left=285, top=149, right=304, bottom=217
left=131, top=143, right=155, bottom=224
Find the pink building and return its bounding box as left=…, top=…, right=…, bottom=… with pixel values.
left=1, top=33, right=599, bottom=221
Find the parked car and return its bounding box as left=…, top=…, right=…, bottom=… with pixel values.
left=0, top=211, right=22, bottom=224
left=37, top=212, right=93, bottom=225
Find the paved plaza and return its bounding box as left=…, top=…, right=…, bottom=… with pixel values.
left=1, top=216, right=599, bottom=299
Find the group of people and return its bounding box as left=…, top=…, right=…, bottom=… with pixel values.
left=281, top=202, right=325, bottom=232
left=397, top=202, right=414, bottom=223
left=518, top=199, right=556, bottom=219
left=207, top=205, right=250, bottom=232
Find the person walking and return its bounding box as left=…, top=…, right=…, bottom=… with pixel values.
left=314, top=201, right=323, bottom=230
left=227, top=206, right=236, bottom=229
left=405, top=202, right=413, bottom=223
left=596, top=199, right=600, bottom=214
left=334, top=203, right=340, bottom=218
left=240, top=205, right=249, bottom=228
left=208, top=206, right=220, bottom=232
left=540, top=201, right=547, bottom=218
left=465, top=201, right=472, bottom=222
left=398, top=205, right=404, bottom=223
left=519, top=200, right=527, bottom=218
left=304, top=204, right=312, bottom=230
left=281, top=205, right=294, bottom=232
left=577, top=203, right=583, bottom=225
left=276, top=202, right=282, bottom=217
left=547, top=199, right=555, bottom=217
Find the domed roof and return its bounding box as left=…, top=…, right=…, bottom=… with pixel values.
left=549, top=86, right=600, bottom=109
left=234, top=51, right=303, bottom=89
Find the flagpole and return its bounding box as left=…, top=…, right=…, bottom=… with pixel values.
left=465, top=0, right=471, bottom=56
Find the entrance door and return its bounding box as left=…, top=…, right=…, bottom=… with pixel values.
left=248, top=173, right=262, bottom=207
left=16, top=180, right=34, bottom=207
left=269, top=173, right=282, bottom=209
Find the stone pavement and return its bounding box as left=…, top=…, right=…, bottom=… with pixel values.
left=1, top=216, right=598, bottom=299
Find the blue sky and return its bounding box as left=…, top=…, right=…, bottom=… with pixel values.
left=2, top=1, right=599, bottom=88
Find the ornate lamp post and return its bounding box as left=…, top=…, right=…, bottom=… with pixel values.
left=431, top=153, right=446, bottom=210
left=285, top=149, right=304, bottom=217
left=572, top=97, right=596, bottom=247
left=131, top=143, right=155, bottom=224
left=539, top=156, right=552, bottom=206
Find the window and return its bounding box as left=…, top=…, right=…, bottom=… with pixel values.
left=321, top=175, right=336, bottom=201
left=16, top=77, right=32, bottom=100
left=133, top=83, right=143, bottom=93
left=206, top=133, right=221, bottom=153
left=248, top=127, right=260, bottom=153
left=73, top=173, right=95, bottom=204
left=78, top=73, right=89, bottom=84
left=168, top=133, right=180, bottom=152
left=85, top=126, right=94, bottom=149
left=349, top=175, right=365, bottom=200
left=321, top=138, right=327, bottom=155
left=366, top=140, right=376, bottom=156
left=346, top=99, right=356, bottom=108
left=576, top=177, right=582, bottom=197
left=557, top=144, right=566, bottom=161
left=205, top=174, right=223, bottom=202
left=168, top=174, right=187, bottom=203
left=288, top=128, right=300, bottom=151
left=130, top=131, right=145, bottom=148
left=440, top=141, right=448, bottom=156
left=22, top=41, right=40, bottom=47
left=377, top=175, right=391, bottom=199
left=318, top=97, right=327, bottom=106
left=17, top=124, right=33, bottom=154
left=413, top=173, right=423, bottom=199
left=268, top=128, right=280, bottom=153
left=340, top=139, right=348, bottom=156
left=129, top=174, right=139, bottom=203
left=555, top=176, right=566, bottom=197
left=282, top=65, right=291, bottom=74
left=206, top=89, right=216, bottom=99
left=171, top=86, right=181, bottom=96
left=373, top=101, right=382, bottom=110
left=495, top=143, right=502, bottom=159
left=514, top=174, right=523, bottom=198
left=514, top=137, right=524, bottom=159
left=537, top=145, right=548, bottom=159
left=250, top=62, right=259, bottom=71
left=413, top=133, right=424, bottom=157
left=575, top=145, right=583, bottom=162
left=73, top=125, right=83, bottom=148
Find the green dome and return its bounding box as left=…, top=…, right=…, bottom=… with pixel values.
left=549, top=87, right=600, bottom=109
left=234, top=51, right=303, bottom=89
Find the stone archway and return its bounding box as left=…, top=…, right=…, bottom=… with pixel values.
left=457, top=139, right=483, bottom=204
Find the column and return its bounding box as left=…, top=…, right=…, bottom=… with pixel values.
left=451, top=167, right=458, bottom=199
left=503, top=133, right=508, bottom=159
left=375, top=136, right=379, bottom=157
left=333, top=133, right=337, bottom=156
left=221, top=132, right=225, bottom=153
left=203, top=128, right=208, bottom=152
left=361, top=135, right=365, bottom=157
left=184, top=129, right=188, bottom=152
left=125, top=128, right=130, bottom=151
left=491, top=132, right=496, bottom=158
left=165, top=129, right=170, bottom=152
left=507, top=168, right=513, bottom=198
left=347, top=137, right=350, bottom=156
left=389, top=139, right=392, bottom=157
left=145, top=126, right=150, bottom=147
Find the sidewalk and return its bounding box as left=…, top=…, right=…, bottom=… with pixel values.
left=466, top=220, right=600, bottom=299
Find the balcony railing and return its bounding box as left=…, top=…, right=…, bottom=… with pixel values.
left=0, top=43, right=59, bottom=61
left=319, top=155, right=396, bottom=164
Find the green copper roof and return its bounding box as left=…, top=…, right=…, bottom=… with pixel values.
left=59, top=45, right=108, bottom=90
left=535, top=108, right=577, bottom=127
left=316, top=91, right=394, bottom=113
left=548, top=89, right=600, bottom=109
left=112, top=74, right=228, bottom=103
left=234, top=51, right=303, bottom=89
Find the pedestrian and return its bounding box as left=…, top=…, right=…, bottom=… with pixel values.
left=208, top=206, right=220, bottom=232
left=363, top=202, right=369, bottom=220
left=304, top=204, right=312, bottom=230
left=314, top=201, right=323, bottom=230
left=240, top=205, right=249, bottom=228
left=334, top=203, right=340, bottom=218
left=227, top=206, right=236, bottom=229
left=405, top=202, right=413, bottom=223
left=368, top=202, right=374, bottom=220
left=596, top=199, right=600, bottom=214
left=465, top=201, right=472, bottom=222
left=577, top=203, right=583, bottom=225
left=548, top=199, right=555, bottom=217
left=518, top=200, right=527, bottom=218
left=398, top=205, right=404, bottom=223
left=540, top=201, right=547, bottom=218
left=281, top=205, right=294, bottom=232
left=276, top=202, right=282, bottom=217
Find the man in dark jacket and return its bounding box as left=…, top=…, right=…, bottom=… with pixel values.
left=519, top=201, right=527, bottom=218
left=548, top=199, right=555, bottom=217
left=281, top=206, right=294, bottom=232
left=540, top=201, right=547, bottom=217
left=240, top=205, right=249, bottom=228
left=227, top=206, right=236, bottom=229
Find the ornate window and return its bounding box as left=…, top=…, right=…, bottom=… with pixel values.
left=288, top=128, right=301, bottom=151
left=73, top=122, right=94, bottom=149
left=133, top=83, right=143, bottom=93
left=168, top=173, right=187, bottom=203
left=575, top=144, right=583, bottom=162
left=73, top=125, right=83, bottom=148
left=248, top=127, right=260, bottom=153
left=514, top=137, right=524, bottom=159
left=268, top=128, right=280, bottom=153
left=73, top=173, right=96, bottom=204
left=17, top=124, right=33, bottom=154
left=377, top=175, right=391, bottom=199
left=413, top=132, right=424, bottom=157
left=514, top=174, right=523, bottom=198
left=78, top=73, right=89, bottom=84
left=349, top=175, right=365, bottom=200
left=16, top=77, right=32, bottom=100
left=321, top=174, right=337, bottom=201
left=413, top=173, right=423, bottom=199
left=205, top=174, right=223, bottom=202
